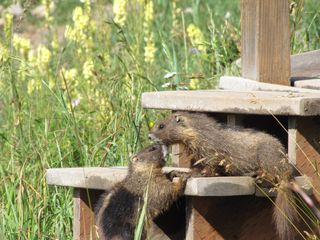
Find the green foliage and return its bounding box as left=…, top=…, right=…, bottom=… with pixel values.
left=0, top=0, right=319, bottom=239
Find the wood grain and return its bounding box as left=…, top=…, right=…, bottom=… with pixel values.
left=295, top=117, right=320, bottom=201
left=142, top=90, right=320, bottom=116
left=186, top=196, right=278, bottom=240
left=241, top=0, right=290, bottom=85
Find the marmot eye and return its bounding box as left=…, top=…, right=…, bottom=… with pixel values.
left=159, top=124, right=165, bottom=129
left=149, top=146, right=157, bottom=152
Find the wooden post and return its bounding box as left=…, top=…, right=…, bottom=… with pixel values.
left=73, top=189, right=102, bottom=240
left=241, top=0, right=291, bottom=85
left=293, top=117, right=320, bottom=201
left=172, top=144, right=191, bottom=167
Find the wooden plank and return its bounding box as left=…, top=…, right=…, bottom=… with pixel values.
left=184, top=177, right=255, bottom=196
left=294, top=79, right=320, bottom=90
left=171, top=144, right=192, bottom=168
left=232, top=50, right=320, bottom=80
left=186, top=196, right=277, bottom=240
left=291, top=50, right=320, bottom=79
left=227, top=114, right=243, bottom=127
left=73, top=189, right=81, bottom=240
left=142, top=90, right=320, bottom=116
left=73, top=189, right=101, bottom=240
left=219, top=76, right=320, bottom=93
left=241, top=0, right=290, bottom=85
left=46, top=168, right=312, bottom=196
left=288, top=118, right=298, bottom=165
left=46, top=167, right=190, bottom=189
left=46, top=167, right=128, bottom=190
left=295, top=117, right=320, bottom=201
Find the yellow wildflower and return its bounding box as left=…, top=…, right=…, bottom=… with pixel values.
left=148, top=120, right=155, bottom=128
left=144, top=33, right=156, bottom=64
left=83, top=60, right=94, bottom=79
left=65, top=68, right=78, bottom=82
left=41, top=0, right=54, bottom=22
left=49, top=77, right=55, bottom=89
left=189, top=79, right=200, bottom=90
left=144, top=1, right=154, bottom=29
left=12, top=34, right=31, bottom=56
left=113, top=0, right=127, bottom=27
left=187, top=24, right=206, bottom=52
left=81, top=0, right=91, bottom=14
left=51, top=37, right=59, bottom=51
left=64, top=25, right=75, bottom=41
left=143, top=1, right=156, bottom=64
left=36, top=45, right=51, bottom=68
left=0, top=42, right=10, bottom=63
left=28, top=50, right=36, bottom=64
left=65, top=6, right=91, bottom=46
left=28, top=79, right=41, bottom=94
left=171, top=0, right=181, bottom=35
left=4, top=12, right=13, bottom=42
left=73, top=7, right=89, bottom=31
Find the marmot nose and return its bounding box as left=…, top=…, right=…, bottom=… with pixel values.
left=148, top=134, right=153, bottom=140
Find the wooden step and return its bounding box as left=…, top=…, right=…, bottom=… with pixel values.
left=142, top=90, right=320, bottom=116
left=46, top=167, right=312, bottom=196
left=218, top=76, right=320, bottom=93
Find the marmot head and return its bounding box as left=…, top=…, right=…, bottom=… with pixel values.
left=149, top=112, right=196, bottom=145
left=129, top=144, right=168, bottom=172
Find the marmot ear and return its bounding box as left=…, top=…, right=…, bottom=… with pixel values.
left=131, top=156, right=138, bottom=163
left=175, top=115, right=180, bottom=123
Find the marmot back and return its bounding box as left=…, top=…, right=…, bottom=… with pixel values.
left=149, top=111, right=291, bottom=178
left=149, top=111, right=297, bottom=240
left=95, top=144, right=187, bottom=240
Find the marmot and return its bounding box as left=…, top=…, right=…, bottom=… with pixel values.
left=149, top=111, right=297, bottom=240
left=95, top=144, right=188, bottom=240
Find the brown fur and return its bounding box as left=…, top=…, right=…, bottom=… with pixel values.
left=149, top=111, right=298, bottom=240
left=95, top=144, right=187, bottom=240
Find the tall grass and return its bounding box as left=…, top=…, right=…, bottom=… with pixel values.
left=0, top=0, right=319, bottom=239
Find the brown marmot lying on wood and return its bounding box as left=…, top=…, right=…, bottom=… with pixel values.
left=149, top=111, right=298, bottom=240
left=95, top=144, right=188, bottom=240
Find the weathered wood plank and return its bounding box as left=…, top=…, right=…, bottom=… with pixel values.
left=185, top=196, right=278, bottom=240
left=291, top=50, right=320, bottom=79
left=46, top=168, right=312, bottom=196
left=241, top=0, right=290, bottom=85
left=294, top=79, right=320, bottom=90
left=219, top=76, right=320, bottom=93
left=46, top=167, right=128, bottom=190
left=142, top=90, right=320, bottom=116
left=73, top=189, right=101, bottom=240
left=46, top=167, right=190, bottom=190
left=295, top=117, right=320, bottom=201
left=233, top=50, right=320, bottom=80
left=184, top=177, right=255, bottom=196
left=171, top=144, right=192, bottom=168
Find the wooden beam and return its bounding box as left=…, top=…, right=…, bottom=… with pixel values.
left=46, top=167, right=311, bottom=196
left=241, top=0, right=290, bottom=85
left=185, top=196, right=278, bottom=240
left=294, top=117, right=320, bottom=201
left=291, top=50, right=320, bottom=79
left=171, top=144, right=191, bottom=168
left=294, top=79, right=320, bottom=90
left=218, top=76, right=320, bottom=93
left=142, top=90, right=320, bottom=116
left=46, top=167, right=190, bottom=189
left=73, top=189, right=102, bottom=240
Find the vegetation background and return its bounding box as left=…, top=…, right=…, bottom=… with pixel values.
left=0, top=0, right=319, bottom=239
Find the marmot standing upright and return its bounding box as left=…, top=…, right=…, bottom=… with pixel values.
left=149, top=111, right=297, bottom=240
left=95, top=144, right=187, bottom=240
